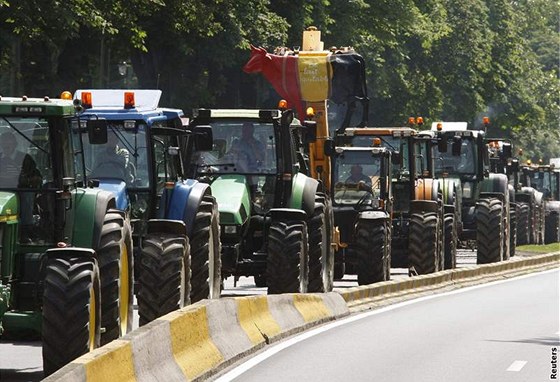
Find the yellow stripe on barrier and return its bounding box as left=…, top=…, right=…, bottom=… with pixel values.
left=236, top=296, right=281, bottom=345
left=79, top=340, right=136, bottom=382
left=164, top=306, right=224, bottom=380
left=293, top=294, right=331, bottom=322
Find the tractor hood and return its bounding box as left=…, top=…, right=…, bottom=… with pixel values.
left=210, top=175, right=251, bottom=225
left=0, top=192, right=18, bottom=222
left=95, top=179, right=129, bottom=211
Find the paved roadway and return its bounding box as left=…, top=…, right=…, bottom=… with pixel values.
left=216, top=269, right=560, bottom=382
left=0, top=248, right=537, bottom=381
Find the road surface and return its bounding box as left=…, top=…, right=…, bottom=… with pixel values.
left=216, top=269, right=560, bottom=382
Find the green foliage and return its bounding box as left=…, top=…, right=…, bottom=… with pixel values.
left=0, top=0, right=557, bottom=160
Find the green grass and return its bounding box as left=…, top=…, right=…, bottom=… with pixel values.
left=516, top=243, right=560, bottom=253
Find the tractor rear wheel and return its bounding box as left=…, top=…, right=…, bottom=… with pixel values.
left=476, top=198, right=504, bottom=264
left=190, top=194, right=221, bottom=303
left=443, top=213, right=457, bottom=269
left=42, top=257, right=101, bottom=376
left=137, top=233, right=189, bottom=326
left=409, top=212, right=439, bottom=275
left=267, top=220, right=308, bottom=294
left=97, top=210, right=132, bottom=345
left=509, top=203, right=517, bottom=258
left=516, top=202, right=530, bottom=245
left=355, top=219, right=388, bottom=285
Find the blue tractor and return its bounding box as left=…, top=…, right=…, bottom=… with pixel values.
left=73, top=89, right=220, bottom=325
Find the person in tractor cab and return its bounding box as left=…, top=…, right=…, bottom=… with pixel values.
left=346, top=164, right=371, bottom=186
left=229, top=122, right=265, bottom=172
left=0, top=131, right=42, bottom=188
left=0, top=131, right=42, bottom=239
left=91, top=130, right=134, bottom=183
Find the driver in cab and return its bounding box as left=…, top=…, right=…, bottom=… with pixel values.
left=91, top=130, right=132, bottom=183
left=346, top=165, right=371, bottom=188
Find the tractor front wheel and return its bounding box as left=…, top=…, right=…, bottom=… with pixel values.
left=137, top=233, right=189, bottom=326
left=476, top=198, right=504, bottom=264
left=42, top=257, right=101, bottom=376
left=267, top=220, right=308, bottom=294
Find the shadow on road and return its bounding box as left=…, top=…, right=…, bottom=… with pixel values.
left=486, top=336, right=560, bottom=346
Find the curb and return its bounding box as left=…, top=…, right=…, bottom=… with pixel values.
left=339, top=252, right=560, bottom=310
left=44, top=292, right=349, bottom=382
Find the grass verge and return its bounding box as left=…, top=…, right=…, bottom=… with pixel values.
left=516, top=243, right=560, bottom=253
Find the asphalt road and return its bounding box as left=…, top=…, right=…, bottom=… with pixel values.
left=216, top=269, right=560, bottom=382
left=0, top=249, right=543, bottom=381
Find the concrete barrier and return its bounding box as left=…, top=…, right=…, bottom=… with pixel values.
left=340, top=252, right=559, bottom=309
left=44, top=292, right=349, bottom=382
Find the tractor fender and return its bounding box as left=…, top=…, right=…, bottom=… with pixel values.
left=160, top=179, right=212, bottom=237
left=96, top=179, right=129, bottom=211
left=289, top=173, right=319, bottom=217
left=545, top=200, right=560, bottom=214
left=480, top=173, right=509, bottom=202
left=146, top=219, right=188, bottom=237
left=410, top=199, right=439, bottom=213
left=358, top=210, right=389, bottom=221
left=414, top=178, right=440, bottom=202
left=45, top=247, right=97, bottom=261
left=71, top=188, right=117, bottom=249
left=270, top=208, right=307, bottom=222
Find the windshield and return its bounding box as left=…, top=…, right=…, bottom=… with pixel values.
left=350, top=134, right=410, bottom=179
left=333, top=150, right=382, bottom=205
left=74, top=121, right=149, bottom=187
left=195, top=120, right=277, bottom=175
left=0, top=116, right=53, bottom=188
left=434, top=138, right=476, bottom=175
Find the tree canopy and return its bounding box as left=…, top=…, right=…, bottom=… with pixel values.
left=0, top=0, right=558, bottom=161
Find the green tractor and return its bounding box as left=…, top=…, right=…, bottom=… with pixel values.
left=0, top=95, right=131, bottom=375
left=189, top=108, right=333, bottom=293
left=431, top=121, right=510, bottom=264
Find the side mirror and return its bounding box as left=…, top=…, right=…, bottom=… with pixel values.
left=502, top=142, right=512, bottom=158
left=192, top=125, right=213, bottom=151
left=511, top=159, right=519, bottom=173
left=302, top=120, right=317, bottom=144
left=452, top=136, right=462, bottom=156
left=437, top=136, right=448, bottom=153
left=87, top=119, right=108, bottom=144
left=280, top=109, right=294, bottom=127
left=392, top=150, right=402, bottom=165
left=324, top=138, right=335, bottom=157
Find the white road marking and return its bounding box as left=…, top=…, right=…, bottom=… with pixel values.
left=506, top=360, right=527, bottom=372
left=215, top=268, right=558, bottom=381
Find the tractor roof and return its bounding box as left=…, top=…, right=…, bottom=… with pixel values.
left=343, top=127, right=417, bottom=137
left=193, top=109, right=281, bottom=120
left=75, top=89, right=184, bottom=123
left=0, top=96, right=75, bottom=116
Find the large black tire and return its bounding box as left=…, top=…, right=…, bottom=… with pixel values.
left=509, top=203, right=517, bottom=258
left=502, top=204, right=510, bottom=261
left=323, top=197, right=335, bottom=291
left=189, top=194, right=221, bottom=303
left=355, top=219, right=388, bottom=285
left=307, top=195, right=334, bottom=292
left=42, top=257, right=101, bottom=376
left=476, top=198, right=504, bottom=264
left=97, top=210, right=132, bottom=345
left=408, top=212, right=439, bottom=275
left=516, top=202, right=530, bottom=245
left=545, top=213, right=560, bottom=244
left=267, top=220, right=308, bottom=294
left=137, top=233, right=189, bottom=326
left=385, top=222, right=392, bottom=280
left=443, top=213, right=457, bottom=269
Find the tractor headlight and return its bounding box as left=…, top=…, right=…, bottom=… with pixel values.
left=223, top=225, right=238, bottom=235
left=463, top=182, right=472, bottom=199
